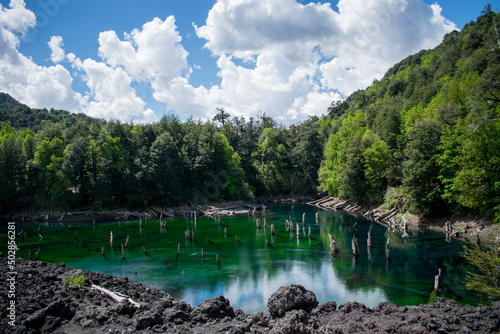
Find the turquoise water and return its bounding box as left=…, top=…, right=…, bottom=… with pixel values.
left=1, top=204, right=480, bottom=313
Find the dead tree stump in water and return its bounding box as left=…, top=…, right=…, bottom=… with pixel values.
left=352, top=236, right=360, bottom=256
left=328, top=233, right=339, bottom=252
left=386, top=238, right=391, bottom=259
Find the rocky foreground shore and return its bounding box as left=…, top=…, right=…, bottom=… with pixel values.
left=0, top=259, right=499, bottom=333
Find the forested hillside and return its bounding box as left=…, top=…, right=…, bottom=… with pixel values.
left=319, top=8, right=500, bottom=219
left=0, top=102, right=325, bottom=214
left=0, top=93, right=104, bottom=132
left=1, top=10, right=499, bottom=220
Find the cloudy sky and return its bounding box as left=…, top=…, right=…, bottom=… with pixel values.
left=0, top=0, right=497, bottom=124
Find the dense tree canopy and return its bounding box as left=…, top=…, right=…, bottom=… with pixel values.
left=0, top=104, right=325, bottom=213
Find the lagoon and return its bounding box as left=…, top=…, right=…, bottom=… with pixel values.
left=1, top=204, right=480, bottom=313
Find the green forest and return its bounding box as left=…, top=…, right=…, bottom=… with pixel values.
left=1, top=10, right=499, bottom=220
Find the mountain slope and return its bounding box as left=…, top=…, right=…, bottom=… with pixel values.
left=319, top=9, right=500, bottom=218
left=0, top=93, right=105, bottom=132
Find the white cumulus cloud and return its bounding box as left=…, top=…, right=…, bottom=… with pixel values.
left=98, top=16, right=189, bottom=84
left=0, top=0, right=157, bottom=123
left=0, top=0, right=459, bottom=125
left=187, top=0, right=457, bottom=124
left=48, top=35, right=65, bottom=63
left=0, top=1, right=81, bottom=112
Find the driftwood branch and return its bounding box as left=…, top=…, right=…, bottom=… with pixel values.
left=91, top=284, right=140, bottom=308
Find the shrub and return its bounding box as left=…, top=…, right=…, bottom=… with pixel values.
left=384, top=187, right=412, bottom=212
left=64, top=274, right=87, bottom=289
left=462, top=244, right=500, bottom=303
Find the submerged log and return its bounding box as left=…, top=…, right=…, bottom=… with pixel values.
left=308, top=225, right=311, bottom=239
left=315, top=211, right=319, bottom=223
left=110, top=231, right=113, bottom=251
left=367, top=231, right=372, bottom=248
left=271, top=224, right=275, bottom=236
left=121, top=244, right=125, bottom=259
left=296, top=224, right=300, bottom=237
left=302, top=213, right=305, bottom=225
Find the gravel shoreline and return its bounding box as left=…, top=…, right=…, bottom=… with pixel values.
left=0, top=258, right=499, bottom=333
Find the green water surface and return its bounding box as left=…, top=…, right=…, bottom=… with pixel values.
left=1, top=204, right=480, bottom=313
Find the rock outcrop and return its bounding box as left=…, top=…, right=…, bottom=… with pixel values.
left=267, top=284, right=319, bottom=318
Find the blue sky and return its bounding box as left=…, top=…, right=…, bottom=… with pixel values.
left=0, top=0, right=498, bottom=124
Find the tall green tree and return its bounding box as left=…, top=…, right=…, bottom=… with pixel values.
left=62, top=137, right=91, bottom=206
left=0, top=124, right=24, bottom=212
left=253, top=127, right=288, bottom=195
left=149, top=132, right=185, bottom=205
left=402, top=118, right=443, bottom=214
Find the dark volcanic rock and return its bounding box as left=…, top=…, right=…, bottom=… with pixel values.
left=190, top=295, right=235, bottom=323
left=113, top=299, right=137, bottom=317
left=134, top=310, right=163, bottom=330
left=267, top=284, right=319, bottom=318
left=24, top=300, right=74, bottom=329
left=269, top=309, right=313, bottom=334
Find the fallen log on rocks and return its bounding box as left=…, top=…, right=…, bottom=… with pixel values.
left=333, top=201, right=348, bottom=210
left=242, top=203, right=267, bottom=211
left=152, top=207, right=175, bottom=218
left=315, top=196, right=337, bottom=207
left=91, top=284, right=140, bottom=308
left=377, top=208, right=398, bottom=222
left=306, top=196, right=331, bottom=205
